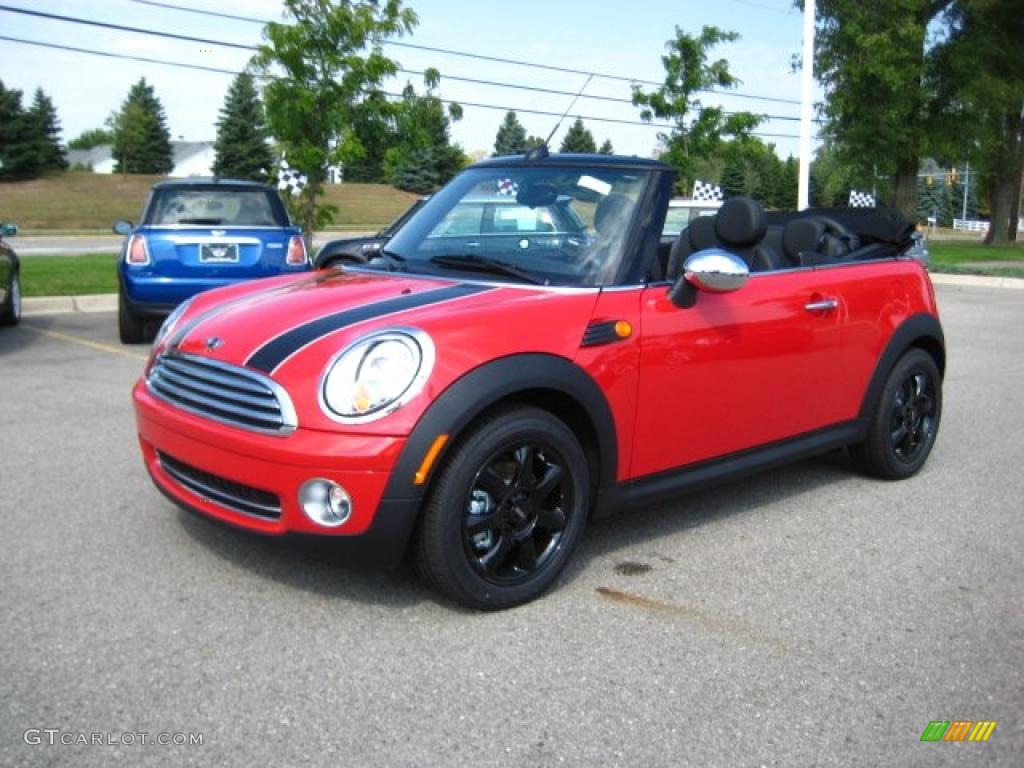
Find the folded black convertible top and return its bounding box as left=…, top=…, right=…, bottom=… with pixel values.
left=765, top=207, right=914, bottom=244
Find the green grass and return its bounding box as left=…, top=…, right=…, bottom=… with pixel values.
left=1, top=172, right=419, bottom=232
left=928, top=240, right=1024, bottom=278
left=20, top=253, right=119, bottom=297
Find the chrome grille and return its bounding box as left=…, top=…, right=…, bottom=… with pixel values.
left=158, top=452, right=281, bottom=519
left=147, top=353, right=297, bottom=435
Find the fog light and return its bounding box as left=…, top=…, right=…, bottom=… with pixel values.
left=299, top=479, right=352, bottom=527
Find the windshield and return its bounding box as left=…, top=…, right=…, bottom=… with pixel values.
left=143, top=187, right=288, bottom=227
left=383, top=166, right=653, bottom=287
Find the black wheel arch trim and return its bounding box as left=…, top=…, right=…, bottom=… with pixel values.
left=381, top=353, right=618, bottom=508
left=858, top=313, right=945, bottom=422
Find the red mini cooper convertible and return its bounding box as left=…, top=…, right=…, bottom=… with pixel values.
left=134, top=152, right=944, bottom=609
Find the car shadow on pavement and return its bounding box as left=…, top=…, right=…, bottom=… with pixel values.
left=174, top=506, right=433, bottom=609
left=0, top=318, right=47, bottom=356
left=568, top=451, right=855, bottom=578
left=173, top=451, right=855, bottom=611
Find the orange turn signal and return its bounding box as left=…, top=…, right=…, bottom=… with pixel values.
left=414, top=434, right=450, bottom=485
left=614, top=320, right=632, bottom=338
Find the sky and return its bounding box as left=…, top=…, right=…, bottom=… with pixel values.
left=0, top=0, right=821, bottom=162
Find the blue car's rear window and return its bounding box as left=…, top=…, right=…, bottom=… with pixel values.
left=143, top=187, right=288, bottom=227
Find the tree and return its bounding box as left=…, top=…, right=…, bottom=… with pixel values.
left=632, top=26, right=763, bottom=191
left=343, top=91, right=400, bottom=182
left=109, top=78, right=173, bottom=174
left=213, top=73, right=274, bottom=182
left=27, top=88, right=67, bottom=173
left=493, top=111, right=528, bottom=156
left=251, top=0, right=417, bottom=248
left=0, top=80, right=38, bottom=180
left=929, top=0, right=1024, bottom=244
left=598, top=139, right=614, bottom=155
left=68, top=128, right=114, bottom=150
left=383, top=71, right=465, bottom=194
left=808, top=1, right=950, bottom=221
left=559, top=118, right=596, bottom=153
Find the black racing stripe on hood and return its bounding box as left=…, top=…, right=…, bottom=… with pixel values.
left=245, top=284, right=492, bottom=374
left=169, top=277, right=311, bottom=349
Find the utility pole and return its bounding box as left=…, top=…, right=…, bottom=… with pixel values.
left=797, top=0, right=816, bottom=210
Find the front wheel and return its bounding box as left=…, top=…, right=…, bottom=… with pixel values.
left=851, top=348, right=942, bottom=479
left=0, top=271, right=20, bottom=326
left=415, top=407, right=590, bottom=610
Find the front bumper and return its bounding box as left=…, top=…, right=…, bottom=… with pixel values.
left=134, top=381, right=420, bottom=567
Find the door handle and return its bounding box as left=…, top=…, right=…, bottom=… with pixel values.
left=805, top=298, right=839, bottom=312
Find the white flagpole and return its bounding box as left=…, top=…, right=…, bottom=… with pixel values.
left=798, top=0, right=816, bottom=210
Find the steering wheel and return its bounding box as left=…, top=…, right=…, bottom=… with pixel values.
left=816, top=215, right=859, bottom=256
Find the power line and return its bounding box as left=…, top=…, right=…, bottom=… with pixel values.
left=0, top=4, right=805, bottom=122
left=122, top=0, right=802, bottom=106
left=0, top=33, right=808, bottom=141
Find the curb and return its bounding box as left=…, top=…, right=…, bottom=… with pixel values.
left=20, top=272, right=1023, bottom=317
left=929, top=273, right=1024, bottom=291
left=23, top=294, right=117, bottom=316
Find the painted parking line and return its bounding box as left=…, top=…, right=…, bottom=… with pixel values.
left=20, top=325, right=149, bottom=362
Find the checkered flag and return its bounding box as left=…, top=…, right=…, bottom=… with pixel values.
left=497, top=178, right=519, bottom=197
left=849, top=189, right=876, bottom=208
left=692, top=179, right=724, bottom=201
left=277, top=159, right=308, bottom=198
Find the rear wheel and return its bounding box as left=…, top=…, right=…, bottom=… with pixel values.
left=118, top=291, right=147, bottom=344
left=851, top=348, right=942, bottom=479
left=415, top=407, right=590, bottom=610
left=0, top=271, right=20, bottom=326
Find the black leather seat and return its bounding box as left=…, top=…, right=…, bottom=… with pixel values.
left=782, top=218, right=826, bottom=266
left=713, top=197, right=782, bottom=272
left=666, top=215, right=717, bottom=280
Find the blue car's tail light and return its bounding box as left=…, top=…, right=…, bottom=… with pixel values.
left=286, top=235, right=308, bottom=265
left=127, top=234, right=150, bottom=265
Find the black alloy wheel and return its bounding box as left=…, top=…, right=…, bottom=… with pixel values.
left=462, top=442, right=571, bottom=585
left=416, top=406, right=590, bottom=610
left=852, top=348, right=942, bottom=479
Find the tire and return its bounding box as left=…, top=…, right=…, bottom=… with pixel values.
left=851, top=348, right=942, bottom=479
left=118, top=290, right=147, bottom=344
left=0, top=270, right=20, bottom=326
left=415, top=406, right=590, bottom=610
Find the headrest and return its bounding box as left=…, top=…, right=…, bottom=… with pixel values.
left=783, top=218, right=825, bottom=261
left=594, top=193, right=635, bottom=234
left=689, top=215, right=718, bottom=251
left=715, top=197, right=766, bottom=247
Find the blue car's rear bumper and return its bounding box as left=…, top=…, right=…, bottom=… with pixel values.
left=121, top=269, right=307, bottom=318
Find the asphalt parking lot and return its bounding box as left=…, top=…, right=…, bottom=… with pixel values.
left=1, top=283, right=1021, bottom=767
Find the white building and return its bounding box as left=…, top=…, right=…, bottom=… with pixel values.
left=66, top=141, right=215, bottom=177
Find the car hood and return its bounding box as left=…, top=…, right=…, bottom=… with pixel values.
left=158, top=269, right=602, bottom=434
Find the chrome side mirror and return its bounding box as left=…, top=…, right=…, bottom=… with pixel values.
left=113, top=220, right=134, bottom=236
left=668, top=248, right=749, bottom=308
left=684, top=249, right=749, bottom=293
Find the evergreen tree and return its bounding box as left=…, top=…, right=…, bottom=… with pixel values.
left=384, top=76, right=464, bottom=194
left=525, top=135, right=547, bottom=149
left=559, top=118, right=596, bottom=153
left=493, top=111, right=528, bottom=156
left=110, top=78, right=173, bottom=175
left=0, top=80, right=39, bottom=180
left=720, top=162, right=746, bottom=198
left=28, top=88, right=67, bottom=173
left=213, top=73, right=274, bottom=181
left=776, top=156, right=799, bottom=210
left=916, top=176, right=955, bottom=226
left=598, top=139, right=614, bottom=155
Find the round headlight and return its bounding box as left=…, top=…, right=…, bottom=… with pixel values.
left=321, top=329, right=434, bottom=422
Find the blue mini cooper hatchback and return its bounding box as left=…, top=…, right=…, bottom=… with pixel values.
left=115, top=178, right=310, bottom=343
